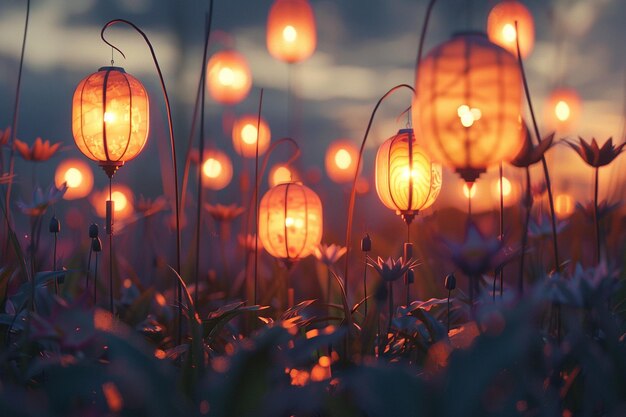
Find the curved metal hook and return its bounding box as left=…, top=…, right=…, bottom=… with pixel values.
left=100, top=19, right=136, bottom=60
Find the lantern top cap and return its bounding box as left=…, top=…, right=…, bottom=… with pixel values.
left=397, top=128, right=414, bottom=135
left=97, top=66, right=126, bottom=73
left=451, top=31, right=488, bottom=39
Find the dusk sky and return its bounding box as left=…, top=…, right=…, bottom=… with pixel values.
left=0, top=0, right=624, bottom=220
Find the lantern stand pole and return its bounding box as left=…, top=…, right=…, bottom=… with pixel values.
left=404, top=221, right=413, bottom=307
left=253, top=89, right=265, bottom=306
left=494, top=162, right=505, bottom=301
left=101, top=20, right=183, bottom=345
left=194, top=6, right=214, bottom=309
left=103, top=171, right=116, bottom=314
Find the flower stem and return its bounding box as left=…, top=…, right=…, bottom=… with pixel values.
left=594, top=166, right=600, bottom=264
left=518, top=168, right=532, bottom=296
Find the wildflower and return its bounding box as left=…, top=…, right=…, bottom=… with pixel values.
left=567, top=137, right=625, bottom=167
left=17, top=182, right=67, bottom=216
left=0, top=127, right=11, bottom=146
left=511, top=130, right=554, bottom=168
left=204, top=203, right=245, bottom=222
left=576, top=200, right=620, bottom=222
left=444, top=221, right=509, bottom=277
left=367, top=256, right=420, bottom=282
left=541, top=262, right=619, bottom=308
left=313, top=243, right=347, bottom=266
left=14, top=137, right=61, bottom=161
left=528, top=213, right=568, bottom=239
left=136, top=195, right=168, bottom=217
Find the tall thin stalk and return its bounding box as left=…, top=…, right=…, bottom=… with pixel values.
left=594, top=166, right=600, bottom=264
left=518, top=167, right=532, bottom=295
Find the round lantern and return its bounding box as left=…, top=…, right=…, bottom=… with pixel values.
left=202, top=149, right=233, bottom=190
left=258, top=182, right=323, bottom=262
left=414, top=32, right=524, bottom=183
left=487, top=0, right=535, bottom=58
left=232, top=115, right=271, bottom=158
left=545, top=88, right=581, bottom=132
left=325, top=140, right=359, bottom=183
left=375, top=129, right=442, bottom=225
left=72, top=66, right=150, bottom=178
left=206, top=50, right=252, bottom=105
left=266, top=0, right=316, bottom=63
left=54, top=159, right=94, bottom=200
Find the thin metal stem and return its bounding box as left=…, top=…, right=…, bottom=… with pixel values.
left=518, top=168, right=532, bottom=296
left=499, top=163, right=504, bottom=298
left=253, top=89, right=265, bottom=306
left=108, top=177, right=113, bottom=314
left=53, top=232, right=58, bottom=294
left=94, top=252, right=99, bottom=304
left=101, top=19, right=183, bottom=342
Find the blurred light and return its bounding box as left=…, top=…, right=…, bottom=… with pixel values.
left=463, top=183, right=477, bottom=199
left=201, top=150, right=233, bottom=190
left=54, top=159, right=94, bottom=200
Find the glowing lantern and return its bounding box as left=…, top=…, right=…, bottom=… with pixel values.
left=554, top=193, right=575, bottom=219
left=491, top=176, right=517, bottom=206
left=72, top=66, right=150, bottom=178
left=546, top=88, right=581, bottom=132
left=325, top=140, right=359, bottom=183
left=202, top=150, right=233, bottom=190
left=232, top=115, right=271, bottom=157
left=487, top=1, right=535, bottom=58
left=206, top=50, right=252, bottom=105
left=375, top=129, right=442, bottom=224
left=54, top=159, right=94, bottom=200
left=269, top=164, right=299, bottom=187
left=267, top=0, right=316, bottom=63
left=414, top=32, right=524, bottom=183
left=258, top=182, right=323, bottom=262
left=90, top=184, right=134, bottom=221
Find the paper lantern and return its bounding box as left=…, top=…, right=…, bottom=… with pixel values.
left=375, top=129, right=442, bottom=224
left=72, top=66, right=150, bottom=178
left=258, top=182, right=323, bottom=262
left=487, top=0, right=535, bottom=58
left=232, top=115, right=271, bottom=158
left=202, top=150, right=233, bottom=190
left=325, top=140, right=359, bottom=183
left=554, top=193, right=575, bottom=219
left=414, top=32, right=524, bottom=183
left=545, top=88, right=581, bottom=132
left=206, top=50, right=252, bottom=105
left=267, top=0, right=316, bottom=63
left=269, top=164, right=299, bottom=187
left=54, top=159, right=94, bottom=200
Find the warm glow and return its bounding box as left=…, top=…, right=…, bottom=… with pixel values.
left=546, top=88, right=581, bottom=131
left=206, top=50, right=252, bottom=105
left=414, top=33, right=523, bottom=182
left=463, top=183, right=477, bottom=199
left=487, top=1, right=535, bottom=58
left=54, top=159, right=94, bottom=200
left=203, top=158, right=222, bottom=178
left=267, top=0, right=317, bottom=63
left=232, top=115, right=271, bottom=158
left=375, top=129, right=442, bottom=219
left=554, top=100, right=571, bottom=121
left=90, top=184, right=134, bottom=220
left=258, top=182, right=323, bottom=260
left=494, top=177, right=512, bottom=197
left=325, top=140, right=359, bottom=183
left=201, top=150, right=233, bottom=190
left=283, top=25, right=297, bottom=42
left=555, top=193, right=575, bottom=219
left=72, top=66, right=150, bottom=167
left=334, top=149, right=352, bottom=170
left=270, top=165, right=298, bottom=187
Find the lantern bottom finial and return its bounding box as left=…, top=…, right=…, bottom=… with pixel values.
left=399, top=211, right=417, bottom=225
left=99, top=162, right=125, bottom=179
left=455, top=167, right=486, bottom=183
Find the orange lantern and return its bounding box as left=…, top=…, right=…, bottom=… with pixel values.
left=375, top=129, right=442, bottom=224
left=269, top=164, right=299, bottom=187
left=414, top=32, right=524, bottom=183
left=90, top=184, right=134, bottom=221
left=266, top=0, right=316, bottom=63
left=325, top=140, right=359, bottom=183
left=554, top=193, right=575, bottom=219
left=206, top=50, right=252, bottom=105
left=487, top=0, right=535, bottom=58
left=54, top=159, right=94, bottom=200
left=258, top=182, right=323, bottom=262
left=72, top=66, right=150, bottom=178
left=545, top=88, right=581, bottom=132
left=202, top=149, right=233, bottom=190
left=232, top=114, right=271, bottom=158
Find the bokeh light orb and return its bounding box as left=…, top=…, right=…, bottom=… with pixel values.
left=325, top=140, right=359, bottom=183
left=487, top=1, right=535, bottom=58
left=232, top=115, right=271, bottom=158
left=202, top=149, right=233, bottom=190
left=54, top=159, right=94, bottom=200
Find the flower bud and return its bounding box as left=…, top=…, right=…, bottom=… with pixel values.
left=361, top=234, right=372, bottom=252
left=89, top=223, right=99, bottom=238
left=92, top=237, right=103, bottom=252
left=49, top=216, right=61, bottom=233
left=444, top=273, right=456, bottom=291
